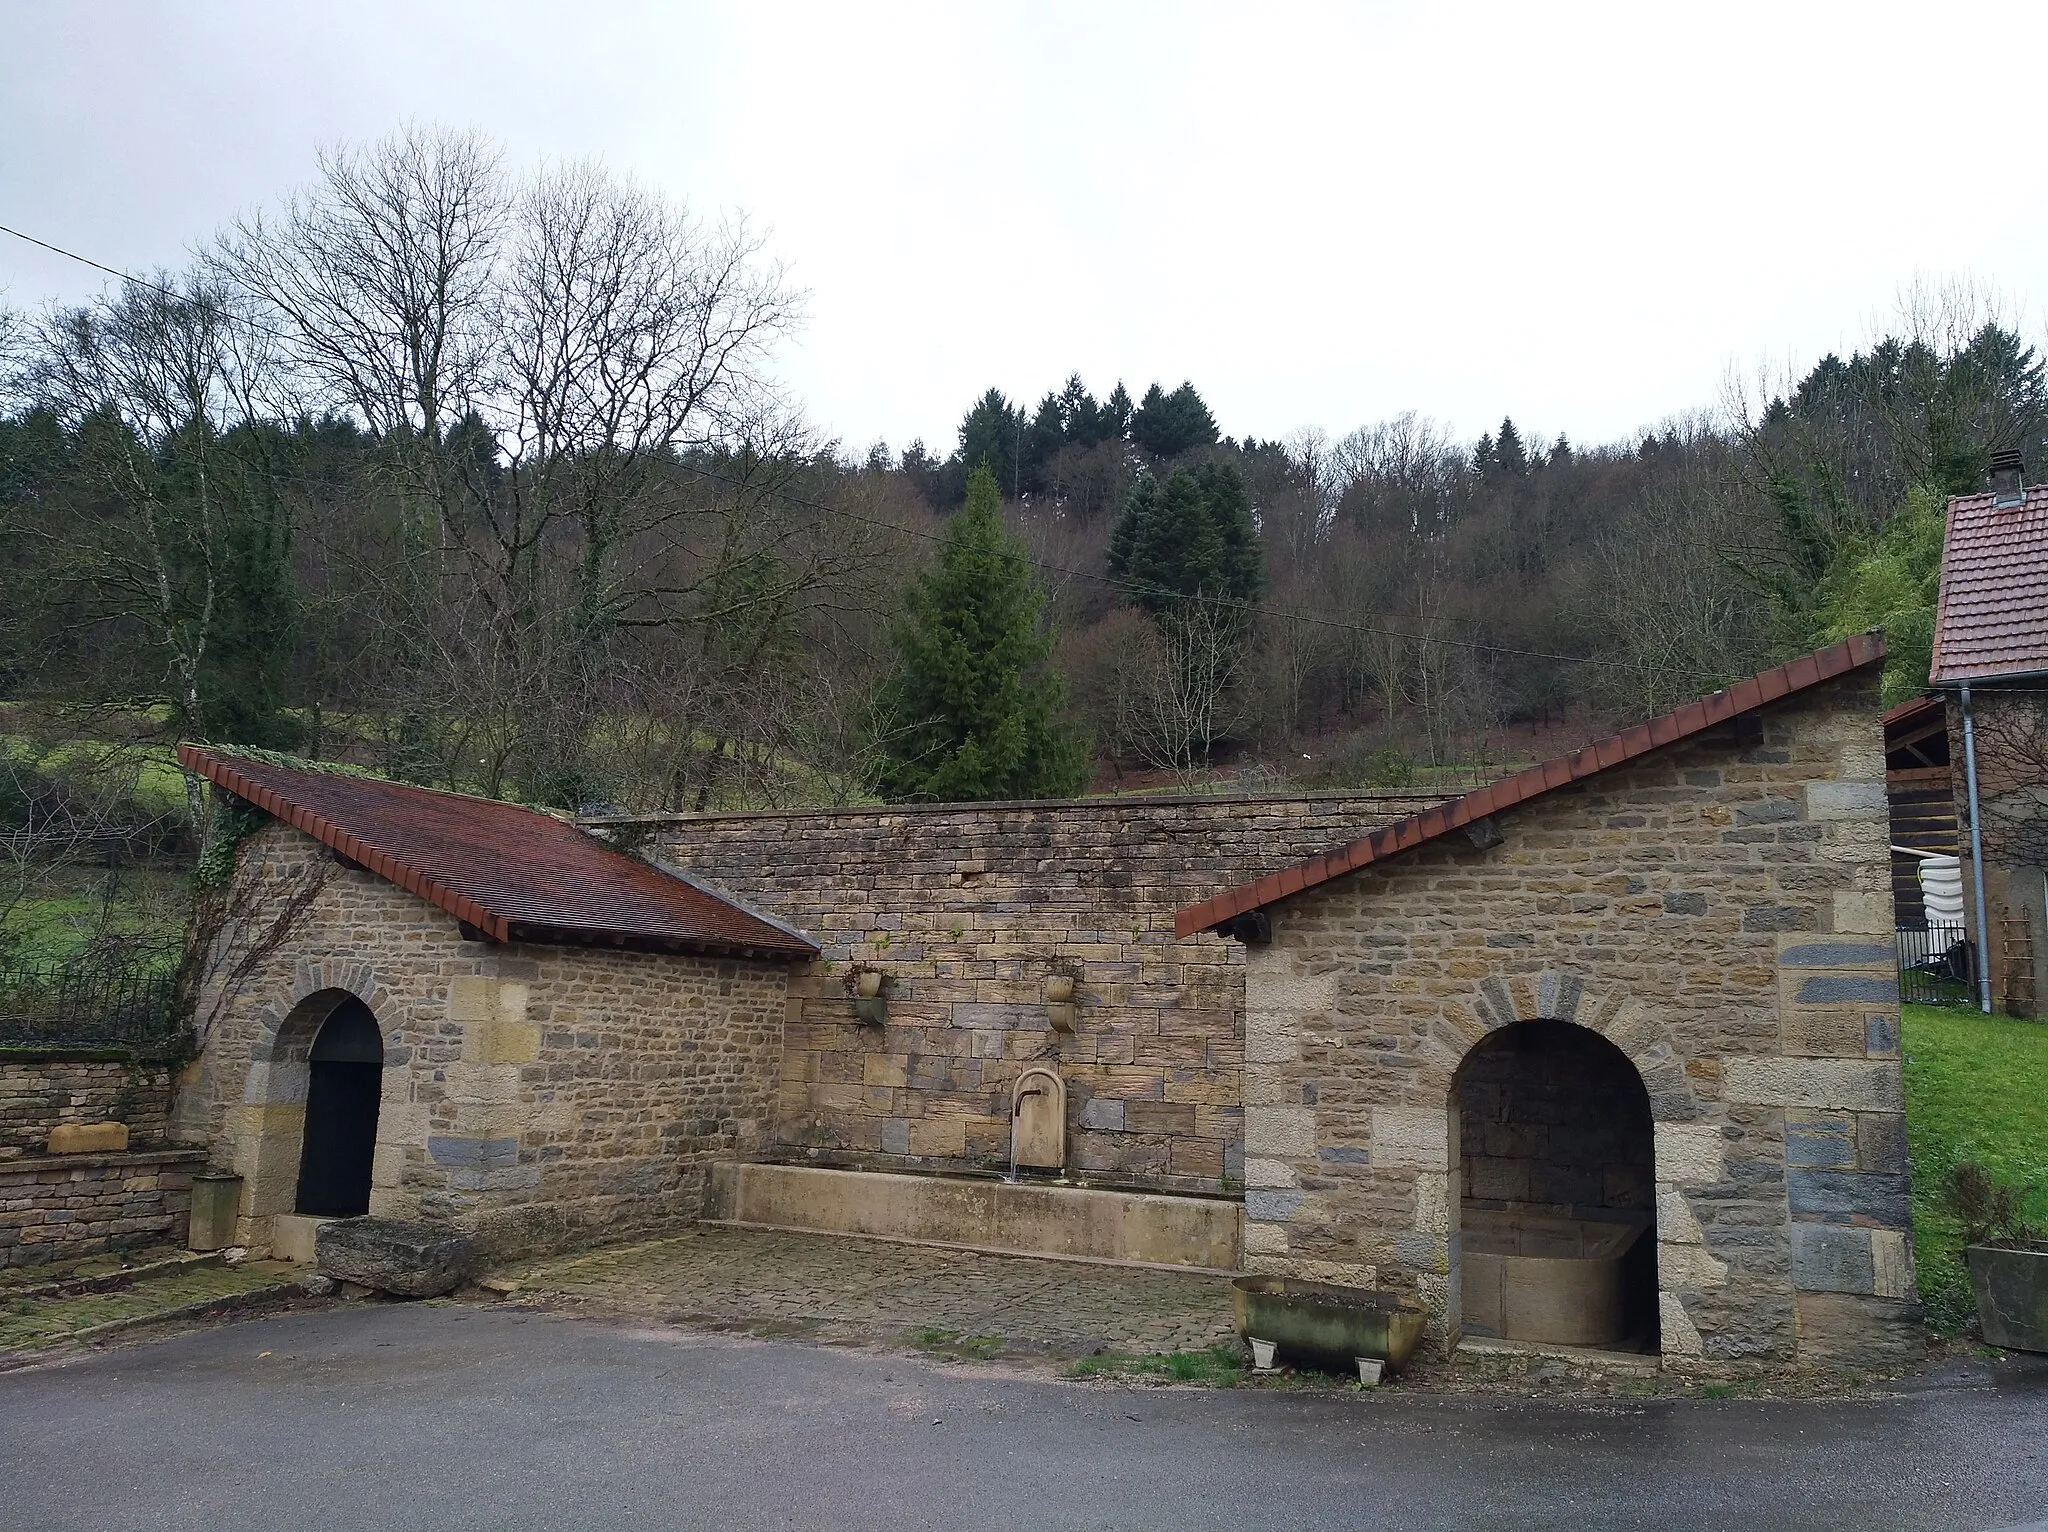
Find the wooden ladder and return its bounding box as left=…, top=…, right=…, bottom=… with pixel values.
left=2000, top=910, right=2037, bottom=1017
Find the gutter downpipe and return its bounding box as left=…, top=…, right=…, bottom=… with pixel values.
left=1959, top=682, right=1994, bottom=1014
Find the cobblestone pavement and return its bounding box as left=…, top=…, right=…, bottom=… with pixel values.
left=496, top=1225, right=1238, bottom=1357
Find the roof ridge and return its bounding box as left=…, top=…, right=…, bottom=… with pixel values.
left=185, top=744, right=577, bottom=821
left=1171, top=633, right=1886, bottom=939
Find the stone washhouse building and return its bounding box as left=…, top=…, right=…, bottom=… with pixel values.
left=174, top=632, right=1917, bottom=1366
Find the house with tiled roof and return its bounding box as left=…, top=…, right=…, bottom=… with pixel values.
left=171, top=747, right=817, bottom=1260
left=1930, top=449, right=2048, bottom=1017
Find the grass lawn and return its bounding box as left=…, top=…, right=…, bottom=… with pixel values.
left=1902, top=1002, right=2048, bottom=1331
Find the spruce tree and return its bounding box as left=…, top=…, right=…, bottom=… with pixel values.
left=1107, top=463, right=1263, bottom=613
left=1130, top=381, right=1220, bottom=459
left=872, top=464, right=1087, bottom=802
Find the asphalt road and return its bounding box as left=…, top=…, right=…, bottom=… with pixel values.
left=3, top=1304, right=2046, bottom=1531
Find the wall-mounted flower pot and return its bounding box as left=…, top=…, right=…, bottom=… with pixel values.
left=855, top=969, right=884, bottom=999
left=1044, top=969, right=1078, bottom=1032
left=853, top=996, right=887, bottom=1026
left=1967, top=1244, right=2048, bottom=1353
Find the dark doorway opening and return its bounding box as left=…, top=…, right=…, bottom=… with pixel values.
left=1455, top=1020, right=1659, bottom=1352
left=294, top=998, right=384, bottom=1218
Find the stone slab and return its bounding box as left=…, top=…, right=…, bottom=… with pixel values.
left=45, top=1121, right=129, bottom=1155
left=315, top=1216, right=478, bottom=1297
left=705, top=1162, right=1241, bottom=1270
left=270, top=1213, right=332, bottom=1265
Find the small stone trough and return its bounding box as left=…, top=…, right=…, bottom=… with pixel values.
left=1231, top=1275, right=1426, bottom=1379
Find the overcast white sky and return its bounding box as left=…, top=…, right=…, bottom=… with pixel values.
left=4, top=2, right=2044, bottom=454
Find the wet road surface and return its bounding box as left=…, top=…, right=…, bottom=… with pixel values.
left=3, top=1303, right=2046, bottom=1531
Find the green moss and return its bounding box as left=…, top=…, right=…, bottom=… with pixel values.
left=1902, top=1003, right=2048, bottom=1332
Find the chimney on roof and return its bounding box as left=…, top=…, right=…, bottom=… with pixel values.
left=1989, top=448, right=2026, bottom=508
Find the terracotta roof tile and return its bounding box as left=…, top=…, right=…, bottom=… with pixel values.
left=177, top=747, right=817, bottom=960
left=1932, top=484, right=2048, bottom=684
left=1172, top=633, right=1886, bottom=939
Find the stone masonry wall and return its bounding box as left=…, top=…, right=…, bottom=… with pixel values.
left=0, top=1148, right=207, bottom=1268
left=1237, top=671, right=1921, bottom=1367
left=1, top=1056, right=171, bottom=1157
left=173, top=823, right=793, bottom=1259
left=658, top=793, right=1440, bottom=1193
left=1456, top=1021, right=1654, bottom=1224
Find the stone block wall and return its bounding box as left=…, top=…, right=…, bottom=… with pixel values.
left=657, top=792, right=1439, bottom=1193
left=0, top=1148, right=207, bottom=1268
left=1, top=1055, right=171, bottom=1157
left=173, top=824, right=794, bottom=1259
left=1456, top=1020, right=1654, bottom=1223
left=1236, top=672, right=1922, bottom=1367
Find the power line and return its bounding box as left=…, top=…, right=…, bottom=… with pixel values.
left=1, top=223, right=172, bottom=293
left=2, top=218, right=1718, bottom=682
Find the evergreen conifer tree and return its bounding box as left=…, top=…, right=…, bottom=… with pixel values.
left=872, top=465, right=1087, bottom=802
left=1495, top=417, right=1529, bottom=476
left=1107, top=463, right=1263, bottom=612
left=1130, top=381, right=1220, bottom=459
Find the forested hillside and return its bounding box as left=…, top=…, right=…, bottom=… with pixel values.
left=3, top=128, right=2042, bottom=868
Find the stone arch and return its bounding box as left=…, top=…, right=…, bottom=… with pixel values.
left=1432, top=969, right=1724, bottom=1359
left=254, top=957, right=389, bottom=1066
left=233, top=965, right=402, bottom=1236
left=1417, top=968, right=1703, bottom=1125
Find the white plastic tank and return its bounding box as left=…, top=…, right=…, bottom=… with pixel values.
left=1919, top=854, right=1965, bottom=927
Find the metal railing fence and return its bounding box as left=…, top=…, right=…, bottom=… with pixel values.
left=0, top=948, right=183, bottom=1049
left=1897, top=924, right=1976, bottom=1007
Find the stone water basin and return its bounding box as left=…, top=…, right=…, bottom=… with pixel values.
left=1230, top=1275, right=1427, bottom=1374
left=1459, top=1209, right=1652, bottom=1348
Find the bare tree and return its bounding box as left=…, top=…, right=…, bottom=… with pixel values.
left=212, top=128, right=900, bottom=803
left=0, top=745, right=178, bottom=959
left=22, top=270, right=284, bottom=826
left=1104, top=600, right=1253, bottom=782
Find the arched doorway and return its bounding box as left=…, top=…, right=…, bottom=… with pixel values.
left=294, top=997, right=384, bottom=1218
left=1453, top=1020, right=1658, bottom=1351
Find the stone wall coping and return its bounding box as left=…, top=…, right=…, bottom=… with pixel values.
left=585, top=788, right=1452, bottom=827
left=0, top=1147, right=210, bottom=1175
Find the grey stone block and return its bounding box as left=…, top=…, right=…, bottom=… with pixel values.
left=1317, top=1146, right=1371, bottom=1165
left=427, top=1136, right=519, bottom=1169
left=315, top=1217, right=477, bottom=1298
left=1865, top=1012, right=1899, bottom=1055
left=1786, top=1169, right=1910, bottom=1227
left=1663, top=892, right=1708, bottom=915
left=1794, top=976, right=1897, bottom=1004
left=1784, top=1116, right=1855, bottom=1169
left=1856, top=1113, right=1909, bottom=1175
left=1780, top=942, right=1894, bottom=967
left=1245, top=1189, right=1304, bottom=1223
left=1079, top=1098, right=1125, bottom=1131
left=1392, top=1231, right=1443, bottom=1268
left=881, top=1120, right=910, bottom=1156
left=1736, top=798, right=1802, bottom=824
left=1790, top=1222, right=1875, bottom=1294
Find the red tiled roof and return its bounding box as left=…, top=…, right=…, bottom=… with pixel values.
left=177, top=747, right=817, bottom=960
left=1931, top=484, right=2048, bottom=685
left=1172, top=633, right=1887, bottom=939
left=1881, top=694, right=1942, bottom=730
